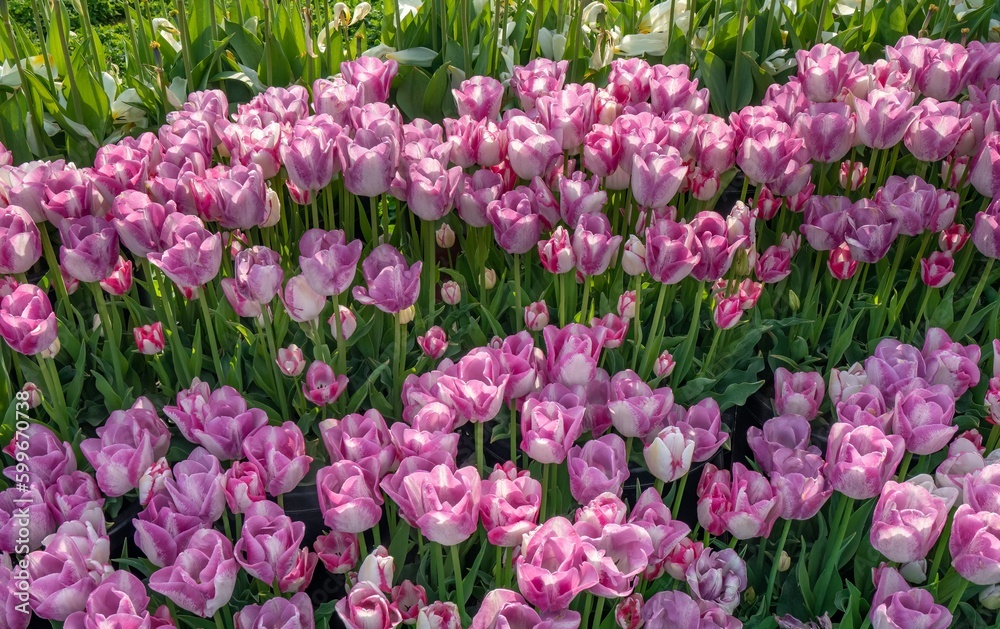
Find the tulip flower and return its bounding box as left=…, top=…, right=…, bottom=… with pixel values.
left=826, top=423, right=906, bottom=500
left=949, top=504, right=1000, bottom=585
left=58, top=215, right=118, bottom=283
left=243, top=422, right=313, bottom=496
left=397, top=464, right=480, bottom=545
left=314, top=531, right=359, bottom=574
left=340, top=56, right=398, bottom=104
left=276, top=344, right=306, bottom=376
left=235, top=500, right=306, bottom=587
left=747, top=414, right=819, bottom=475
left=81, top=397, right=171, bottom=497
left=538, top=226, right=576, bottom=275
left=796, top=44, right=860, bottom=102
left=418, top=325, right=448, bottom=359
left=773, top=368, right=825, bottom=420
left=920, top=252, right=955, bottom=288
left=972, top=200, right=1000, bottom=259
left=0, top=205, right=41, bottom=275
left=222, top=461, right=266, bottom=515
left=319, top=409, right=396, bottom=479
left=524, top=300, right=550, bottom=331
left=149, top=528, right=238, bottom=618
left=298, top=229, right=364, bottom=297
left=163, top=379, right=269, bottom=461
left=840, top=160, right=868, bottom=191
left=631, top=147, right=688, bottom=209
left=62, top=570, right=168, bottom=629
left=337, top=129, right=399, bottom=198
left=567, top=434, right=628, bottom=504
left=870, top=476, right=958, bottom=564
left=684, top=548, right=747, bottom=613
left=0, top=284, right=58, bottom=356
left=440, top=281, right=461, bottom=305
left=480, top=463, right=542, bottom=547
left=515, top=516, right=599, bottom=612
left=316, top=461, right=383, bottom=534
left=892, top=385, right=957, bottom=455
left=148, top=214, right=222, bottom=289
left=854, top=88, right=918, bottom=150
left=573, top=213, right=623, bottom=277
left=453, top=75, right=504, bottom=120
left=0, top=485, right=55, bottom=553
left=235, top=592, right=314, bottom=629
left=544, top=323, right=607, bottom=387
left=352, top=244, right=422, bottom=314
left=828, top=242, right=859, bottom=279
left=520, top=398, right=586, bottom=464
left=233, top=246, right=284, bottom=305
left=794, top=103, right=856, bottom=163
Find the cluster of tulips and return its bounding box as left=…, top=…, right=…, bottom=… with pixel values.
left=2, top=27, right=1000, bottom=629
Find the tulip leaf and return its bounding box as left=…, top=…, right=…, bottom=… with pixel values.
left=315, top=601, right=338, bottom=629
left=421, top=62, right=451, bottom=122
left=347, top=361, right=390, bottom=414
left=387, top=522, right=414, bottom=581
left=395, top=66, right=432, bottom=121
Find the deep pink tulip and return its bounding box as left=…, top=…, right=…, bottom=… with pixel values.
left=163, top=379, right=269, bottom=461
left=314, top=531, right=359, bottom=574
left=242, top=422, right=312, bottom=496
left=543, top=323, right=606, bottom=387
left=754, top=242, right=793, bottom=284
left=352, top=244, right=421, bottom=314
left=147, top=213, right=222, bottom=289
left=0, top=205, right=41, bottom=274
left=538, top=226, right=576, bottom=274
left=871, top=476, right=958, bottom=563
left=713, top=295, right=743, bottom=330
left=939, top=223, right=969, bottom=253
left=417, top=325, right=448, bottom=360
left=0, top=284, right=58, bottom=356
left=583, top=124, right=623, bottom=178
left=828, top=242, right=859, bottom=279
left=840, top=160, right=868, bottom=191
left=920, top=251, right=955, bottom=288
left=98, top=255, right=132, bottom=296
left=592, top=313, right=629, bottom=350
left=81, top=397, right=170, bottom=497
left=148, top=528, right=237, bottom=618
left=389, top=422, right=460, bottom=462
left=26, top=512, right=111, bottom=621
left=826, top=422, right=906, bottom=499
left=496, top=331, right=543, bottom=401
left=480, top=463, right=542, bottom=547
left=235, top=500, right=306, bottom=587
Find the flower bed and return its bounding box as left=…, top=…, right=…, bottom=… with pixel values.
left=1, top=33, right=1000, bottom=629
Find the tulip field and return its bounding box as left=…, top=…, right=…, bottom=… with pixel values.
left=2, top=0, right=1000, bottom=627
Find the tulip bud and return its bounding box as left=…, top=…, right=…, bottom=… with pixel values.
left=899, top=559, right=927, bottom=584
left=330, top=305, right=358, bottom=341
left=441, top=281, right=462, bottom=305
left=524, top=301, right=550, bottom=331
left=40, top=337, right=60, bottom=359
left=435, top=224, right=456, bottom=248
left=229, top=230, right=246, bottom=258
left=358, top=546, right=394, bottom=593
left=484, top=268, right=497, bottom=289
left=20, top=382, right=42, bottom=408
left=713, top=295, right=743, bottom=330
left=397, top=305, right=416, bottom=325
left=920, top=252, right=955, bottom=288
left=417, top=326, right=448, bottom=360
left=277, top=344, right=306, bottom=377
left=138, top=457, right=172, bottom=506
left=263, top=187, right=281, bottom=228
left=980, top=585, right=1000, bottom=610
left=133, top=322, right=166, bottom=355
left=778, top=551, right=791, bottom=572
left=615, top=593, right=643, bottom=629
left=938, top=223, right=969, bottom=253
left=100, top=255, right=133, bottom=296
left=788, top=290, right=801, bottom=312
left=654, top=350, right=676, bottom=378
left=828, top=242, right=858, bottom=279
left=621, top=235, right=647, bottom=276
left=839, top=160, right=867, bottom=191
left=0, top=276, right=18, bottom=299
left=618, top=290, right=637, bottom=319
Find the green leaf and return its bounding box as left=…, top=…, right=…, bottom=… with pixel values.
left=93, top=372, right=124, bottom=410
left=395, top=66, right=432, bottom=120
left=421, top=62, right=451, bottom=122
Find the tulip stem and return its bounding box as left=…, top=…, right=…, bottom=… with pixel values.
left=425, top=219, right=436, bottom=326
left=509, top=402, right=518, bottom=465
left=987, top=424, right=1000, bottom=454
left=761, top=519, right=792, bottom=614
left=541, top=463, right=552, bottom=520
left=475, top=421, right=485, bottom=478
left=956, top=258, right=994, bottom=336
left=887, top=234, right=930, bottom=337
left=815, top=495, right=853, bottom=611
left=654, top=478, right=665, bottom=495
left=262, top=308, right=291, bottom=420
left=35, top=356, right=70, bottom=440
left=675, top=281, right=705, bottom=383
left=214, top=611, right=225, bottom=629
left=582, top=594, right=594, bottom=628
left=947, top=580, right=968, bottom=614
left=631, top=276, right=642, bottom=371
left=89, top=283, right=126, bottom=388
left=895, top=450, right=913, bottom=482
left=434, top=542, right=447, bottom=600
left=579, top=277, right=591, bottom=323
left=928, top=514, right=952, bottom=579
left=639, top=282, right=670, bottom=379
left=670, top=473, right=688, bottom=517
left=513, top=253, right=523, bottom=331
left=451, top=544, right=467, bottom=618
left=197, top=290, right=226, bottom=382
left=393, top=318, right=405, bottom=419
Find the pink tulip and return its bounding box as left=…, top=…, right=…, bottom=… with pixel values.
left=453, top=75, right=504, bottom=120
left=0, top=486, right=55, bottom=553
left=221, top=277, right=262, bottom=318
left=641, top=590, right=709, bottom=627
left=440, top=280, right=461, bottom=305
left=133, top=493, right=208, bottom=567
left=316, top=461, right=383, bottom=534
left=840, top=160, right=868, bottom=191
left=235, top=500, right=306, bottom=587
left=390, top=422, right=460, bottom=462
left=505, top=116, right=563, bottom=180
left=235, top=592, right=314, bottom=629
left=950, top=504, right=1000, bottom=585
left=352, top=244, right=421, bottom=314
left=520, top=398, right=585, bottom=464
left=871, top=476, right=958, bottom=563
left=631, top=147, right=688, bottom=209
left=223, top=461, right=266, bottom=514
left=457, top=169, right=505, bottom=228
left=583, top=124, right=623, bottom=178
left=754, top=242, right=793, bottom=284
left=684, top=548, right=747, bottom=613
left=644, top=219, right=699, bottom=284
left=972, top=199, right=1000, bottom=259
left=243, top=422, right=313, bottom=496
left=320, top=409, right=396, bottom=479
left=772, top=453, right=831, bottom=521
left=0, top=205, right=41, bottom=274
left=871, top=587, right=952, bottom=629
left=340, top=56, right=398, bottom=105
left=2, top=423, right=76, bottom=489
left=800, top=195, right=851, bottom=251
left=854, top=88, right=918, bottom=150
left=480, top=463, right=542, bottom=547
left=920, top=252, right=955, bottom=288
left=939, top=223, right=969, bottom=253
left=336, top=580, right=401, bottom=629
left=794, top=103, right=856, bottom=163
left=773, top=368, right=825, bottom=420
left=543, top=322, right=607, bottom=387
left=643, top=425, right=694, bottom=483
left=210, top=164, right=272, bottom=229
left=510, top=58, right=568, bottom=109
left=558, top=172, right=607, bottom=227
left=58, top=215, right=118, bottom=283
left=314, top=531, right=359, bottom=574
left=667, top=399, right=727, bottom=463
left=389, top=580, right=426, bottom=624
left=26, top=512, right=111, bottom=621
left=0, top=284, right=56, bottom=357
left=406, top=158, right=462, bottom=221
left=62, top=570, right=165, bottom=629
left=80, top=397, right=170, bottom=497
left=163, top=379, right=269, bottom=460
left=418, top=325, right=448, bottom=359
left=435, top=347, right=510, bottom=424
left=149, top=528, right=237, bottom=618
left=337, top=129, right=398, bottom=198
left=538, top=226, right=575, bottom=275
left=826, top=422, right=906, bottom=499
left=959, top=463, right=1000, bottom=514
left=567, top=434, right=628, bottom=504
left=487, top=188, right=543, bottom=255
left=796, top=44, right=860, bottom=102
left=275, top=344, right=306, bottom=377
left=573, top=213, right=622, bottom=277
left=147, top=214, right=222, bottom=289
left=828, top=242, right=859, bottom=279
left=160, top=447, right=225, bottom=523
left=298, top=228, right=363, bottom=297
left=892, top=385, right=957, bottom=455
left=515, top=516, right=599, bottom=612
left=747, top=414, right=819, bottom=476
left=471, top=588, right=581, bottom=629
left=969, top=132, right=1000, bottom=199
left=398, top=464, right=480, bottom=545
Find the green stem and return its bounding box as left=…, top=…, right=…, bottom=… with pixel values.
left=761, top=519, right=792, bottom=612
left=582, top=594, right=594, bottom=629
left=670, top=473, right=689, bottom=517
left=197, top=290, right=226, bottom=381
left=579, top=277, right=591, bottom=323
left=425, top=219, right=436, bottom=326
left=262, top=308, right=291, bottom=419
left=956, top=258, right=994, bottom=335
left=542, top=463, right=552, bottom=520
left=475, top=421, right=485, bottom=478
left=639, top=282, right=670, bottom=379
left=593, top=596, right=606, bottom=627
left=509, top=402, right=518, bottom=465
left=434, top=542, right=447, bottom=600
left=815, top=495, right=853, bottom=609
left=89, top=283, right=126, bottom=387
left=393, top=317, right=404, bottom=419
left=947, top=580, right=968, bottom=614
left=928, top=515, right=952, bottom=580
left=631, top=276, right=643, bottom=371
left=450, top=544, right=467, bottom=619
left=896, top=450, right=913, bottom=482
left=36, top=356, right=70, bottom=440
left=654, top=478, right=665, bottom=495
left=676, top=281, right=706, bottom=382
left=514, top=253, right=523, bottom=331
